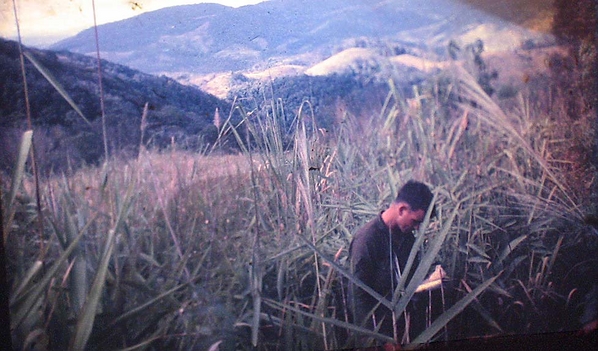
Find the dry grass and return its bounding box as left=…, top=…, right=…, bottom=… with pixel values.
left=3, top=53, right=596, bottom=350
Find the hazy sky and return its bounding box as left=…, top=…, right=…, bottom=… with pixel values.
left=0, top=0, right=268, bottom=47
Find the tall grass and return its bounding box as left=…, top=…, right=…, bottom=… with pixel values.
left=3, top=61, right=595, bottom=350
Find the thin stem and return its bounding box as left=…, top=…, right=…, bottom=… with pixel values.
left=11, top=1, right=31, bottom=131
left=92, top=0, right=109, bottom=162
left=12, top=0, right=45, bottom=260
left=0, top=176, right=13, bottom=351
left=247, top=121, right=262, bottom=347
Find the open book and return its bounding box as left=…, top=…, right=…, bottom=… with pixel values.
left=415, top=265, right=446, bottom=293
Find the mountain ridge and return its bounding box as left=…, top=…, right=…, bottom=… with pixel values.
left=49, top=0, right=553, bottom=100
left=50, top=0, right=485, bottom=75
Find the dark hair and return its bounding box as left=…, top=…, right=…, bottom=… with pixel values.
left=394, top=180, right=434, bottom=214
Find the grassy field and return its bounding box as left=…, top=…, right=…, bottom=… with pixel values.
left=3, top=61, right=597, bottom=350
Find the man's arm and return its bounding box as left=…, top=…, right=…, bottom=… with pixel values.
left=349, top=236, right=379, bottom=327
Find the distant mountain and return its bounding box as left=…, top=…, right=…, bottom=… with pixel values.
left=50, top=0, right=498, bottom=75
left=49, top=0, right=552, bottom=100
left=0, top=38, right=228, bottom=172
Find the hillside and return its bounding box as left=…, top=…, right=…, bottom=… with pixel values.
left=51, top=0, right=549, bottom=76
left=49, top=0, right=553, bottom=100
left=0, top=38, right=228, bottom=172
left=50, top=0, right=444, bottom=75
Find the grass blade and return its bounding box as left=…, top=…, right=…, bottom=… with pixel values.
left=69, top=228, right=115, bottom=351
left=406, top=274, right=499, bottom=348
left=10, top=216, right=92, bottom=329
left=104, top=283, right=187, bottom=334
left=23, top=51, right=91, bottom=126
left=393, top=200, right=461, bottom=318
left=64, top=206, right=87, bottom=314
left=69, top=180, right=134, bottom=350
left=263, top=298, right=395, bottom=343
left=9, top=260, right=42, bottom=305
left=3, top=130, right=32, bottom=242
left=498, top=234, right=527, bottom=266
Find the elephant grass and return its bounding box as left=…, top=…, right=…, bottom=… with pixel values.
left=3, top=66, right=595, bottom=349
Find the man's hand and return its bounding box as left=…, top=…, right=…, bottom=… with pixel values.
left=427, top=265, right=446, bottom=282
left=415, top=265, right=446, bottom=293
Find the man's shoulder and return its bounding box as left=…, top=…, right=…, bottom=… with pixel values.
left=354, top=216, right=381, bottom=235
left=349, top=215, right=387, bottom=261
left=352, top=215, right=385, bottom=246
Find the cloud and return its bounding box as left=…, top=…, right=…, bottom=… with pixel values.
left=1, top=0, right=131, bottom=42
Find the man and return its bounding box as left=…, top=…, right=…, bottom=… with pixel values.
left=348, top=180, right=435, bottom=344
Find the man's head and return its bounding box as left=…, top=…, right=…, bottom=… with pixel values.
left=383, top=180, right=434, bottom=233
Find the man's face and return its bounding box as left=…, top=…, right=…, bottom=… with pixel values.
left=397, top=206, right=426, bottom=233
